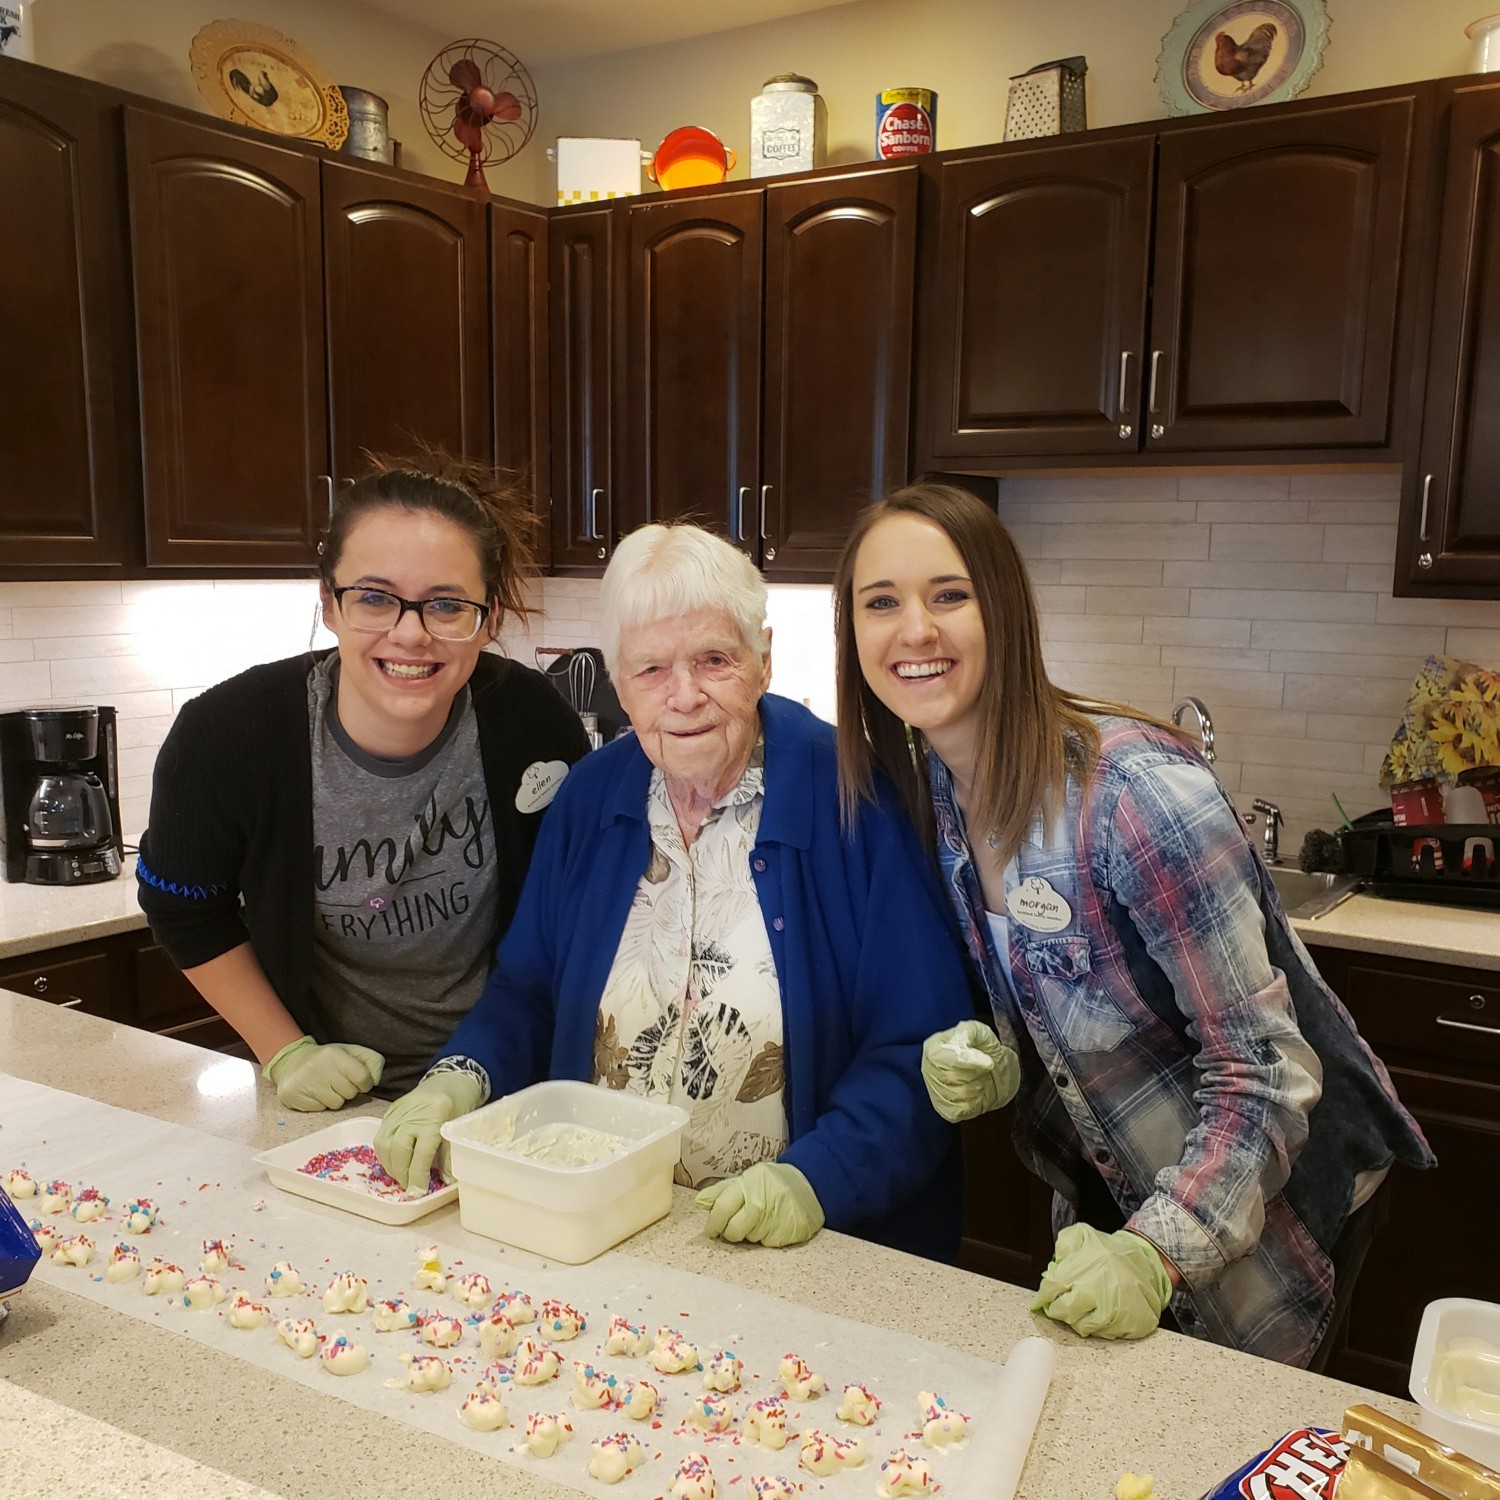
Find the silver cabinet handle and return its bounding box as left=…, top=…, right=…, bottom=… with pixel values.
left=1147, top=350, right=1163, bottom=414
left=1118, top=351, right=1132, bottom=418
left=1418, top=474, right=1432, bottom=542
left=760, top=485, right=772, bottom=540
left=1436, top=1013, right=1500, bottom=1036
left=735, top=486, right=751, bottom=543
left=586, top=487, right=604, bottom=542
left=318, top=474, right=334, bottom=525
left=58, top=997, right=83, bottom=1010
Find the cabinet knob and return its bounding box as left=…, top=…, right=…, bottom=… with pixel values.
left=1118, top=424, right=1133, bottom=439
left=1150, top=423, right=1164, bottom=439
left=1417, top=551, right=1433, bottom=570
left=596, top=547, right=606, bottom=560
left=1472, top=993, right=1488, bottom=1010
left=31, top=975, right=48, bottom=994
left=765, top=546, right=777, bottom=562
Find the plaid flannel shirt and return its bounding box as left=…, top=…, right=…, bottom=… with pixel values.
left=931, top=715, right=1432, bottom=1366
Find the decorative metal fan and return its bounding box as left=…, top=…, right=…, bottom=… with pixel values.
left=418, top=38, right=538, bottom=192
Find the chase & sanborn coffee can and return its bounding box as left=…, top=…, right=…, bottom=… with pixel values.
left=875, top=87, right=938, bottom=158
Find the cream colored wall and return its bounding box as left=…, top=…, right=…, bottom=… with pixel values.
left=515, top=0, right=1488, bottom=204
left=31, top=0, right=457, bottom=183
left=29, top=0, right=1493, bottom=204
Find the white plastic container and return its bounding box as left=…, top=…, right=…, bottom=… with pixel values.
left=1409, top=1296, right=1500, bottom=1470
left=1468, top=15, right=1500, bottom=73
left=253, top=1116, right=457, bottom=1225
left=441, top=1081, right=688, bottom=1264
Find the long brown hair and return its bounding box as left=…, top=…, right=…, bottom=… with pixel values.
left=834, top=483, right=1173, bottom=865
left=319, top=446, right=539, bottom=632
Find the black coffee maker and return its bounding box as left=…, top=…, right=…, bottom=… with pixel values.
left=0, top=706, right=123, bottom=885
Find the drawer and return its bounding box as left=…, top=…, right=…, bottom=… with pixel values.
left=1339, top=957, right=1500, bottom=1072
left=128, top=941, right=221, bottom=1033
left=0, top=949, right=114, bottom=1016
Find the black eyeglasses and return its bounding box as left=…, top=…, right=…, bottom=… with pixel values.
left=330, top=586, right=491, bottom=642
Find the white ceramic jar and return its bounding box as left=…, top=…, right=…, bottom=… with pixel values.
left=0, top=1, right=32, bottom=62
left=1467, top=13, right=1500, bottom=72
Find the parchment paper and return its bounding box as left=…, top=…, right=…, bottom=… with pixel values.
left=1, top=1075, right=1053, bottom=1498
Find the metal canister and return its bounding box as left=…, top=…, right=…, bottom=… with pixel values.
left=875, top=87, right=937, bottom=159
left=750, top=73, right=826, bottom=177
left=337, top=85, right=393, bottom=165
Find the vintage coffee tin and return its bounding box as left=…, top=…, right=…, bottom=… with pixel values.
left=750, top=73, right=826, bottom=177
left=875, top=87, right=937, bottom=159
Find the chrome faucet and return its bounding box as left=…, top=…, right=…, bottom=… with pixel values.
left=1251, top=798, right=1283, bottom=864
left=1171, top=696, right=1215, bottom=764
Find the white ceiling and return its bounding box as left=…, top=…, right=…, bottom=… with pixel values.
left=346, top=0, right=862, bottom=67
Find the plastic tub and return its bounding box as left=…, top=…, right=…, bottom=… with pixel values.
left=1409, top=1297, right=1500, bottom=1470
left=441, top=1081, right=688, bottom=1264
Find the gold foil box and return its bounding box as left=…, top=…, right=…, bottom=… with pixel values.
left=1342, top=1404, right=1500, bottom=1500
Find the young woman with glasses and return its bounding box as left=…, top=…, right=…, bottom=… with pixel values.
left=136, top=454, right=589, bottom=1114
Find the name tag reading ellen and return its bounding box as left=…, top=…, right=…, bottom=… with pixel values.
left=1010, top=876, right=1072, bottom=933
left=516, top=760, right=569, bottom=813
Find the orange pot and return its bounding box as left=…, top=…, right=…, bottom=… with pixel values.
left=647, top=125, right=736, bottom=190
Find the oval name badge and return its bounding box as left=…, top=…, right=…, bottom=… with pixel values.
left=516, top=759, right=568, bottom=814
left=1010, top=876, right=1072, bottom=933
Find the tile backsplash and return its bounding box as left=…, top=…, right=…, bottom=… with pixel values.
left=2, top=470, right=1496, bottom=858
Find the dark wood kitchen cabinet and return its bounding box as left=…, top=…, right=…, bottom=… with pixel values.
left=1397, top=78, right=1500, bottom=595
left=925, top=90, right=1420, bottom=466
left=125, top=106, right=328, bottom=569
left=0, top=58, right=139, bottom=569
left=609, top=166, right=916, bottom=574
left=322, top=159, right=490, bottom=479
left=549, top=206, right=619, bottom=571
left=1306, top=942, right=1500, bottom=1397
left=0, top=929, right=244, bottom=1053
left=491, top=201, right=551, bottom=568
left=621, top=188, right=764, bottom=547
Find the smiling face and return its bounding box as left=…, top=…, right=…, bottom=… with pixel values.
left=614, top=608, right=771, bottom=803
left=319, top=505, right=495, bottom=757
left=850, top=512, right=988, bottom=756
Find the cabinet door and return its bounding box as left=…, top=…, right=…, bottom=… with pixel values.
left=622, top=190, right=764, bottom=549
left=925, top=133, right=1154, bottom=460
left=1399, top=81, right=1500, bottom=593
left=549, top=208, right=616, bottom=571
left=126, top=108, right=326, bottom=568
left=0, top=60, right=135, bottom=568
left=323, top=160, right=490, bottom=480
left=491, top=200, right=550, bottom=569
left=761, top=167, right=916, bottom=577
left=1149, top=95, right=1416, bottom=452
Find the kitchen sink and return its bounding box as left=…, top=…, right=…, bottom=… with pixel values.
left=1265, top=864, right=1362, bottom=919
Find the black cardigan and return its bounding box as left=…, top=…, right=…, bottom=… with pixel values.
left=137, top=650, right=589, bottom=1036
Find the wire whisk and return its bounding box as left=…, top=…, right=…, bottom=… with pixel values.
left=566, top=649, right=597, bottom=715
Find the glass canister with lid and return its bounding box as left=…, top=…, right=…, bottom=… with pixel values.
left=750, top=73, right=826, bottom=178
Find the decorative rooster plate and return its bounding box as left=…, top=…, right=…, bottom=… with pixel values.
left=189, top=20, right=349, bottom=148
left=1156, top=0, right=1330, bottom=116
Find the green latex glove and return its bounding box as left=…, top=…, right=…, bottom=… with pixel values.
left=1030, top=1224, right=1174, bottom=1340
left=373, top=1071, right=485, bottom=1194
left=696, top=1162, right=825, bottom=1248
left=920, top=1019, right=1022, bottom=1123
left=262, top=1035, right=385, bottom=1112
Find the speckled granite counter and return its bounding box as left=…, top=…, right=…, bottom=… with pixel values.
left=1291, top=891, right=1500, bottom=972
left=0, top=856, right=146, bottom=961
left=1, top=990, right=1421, bottom=1500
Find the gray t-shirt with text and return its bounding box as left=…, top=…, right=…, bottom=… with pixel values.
left=306, top=656, right=498, bottom=1094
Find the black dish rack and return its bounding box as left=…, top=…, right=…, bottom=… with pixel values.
left=1339, top=821, right=1500, bottom=908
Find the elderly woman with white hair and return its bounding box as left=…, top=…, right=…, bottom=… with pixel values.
left=375, top=522, right=973, bottom=1258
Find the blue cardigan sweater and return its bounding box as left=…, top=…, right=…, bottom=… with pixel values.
left=442, top=694, right=970, bottom=1260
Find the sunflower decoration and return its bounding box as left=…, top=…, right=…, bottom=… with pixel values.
left=1380, top=655, right=1500, bottom=788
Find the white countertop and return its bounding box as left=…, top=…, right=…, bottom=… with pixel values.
left=1290, top=891, right=1500, bottom=972
left=0, top=992, right=1422, bottom=1500
left=0, top=855, right=146, bottom=961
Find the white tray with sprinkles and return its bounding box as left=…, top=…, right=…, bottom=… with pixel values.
left=253, top=1117, right=457, bottom=1225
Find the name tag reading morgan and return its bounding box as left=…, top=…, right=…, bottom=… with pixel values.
left=1010, top=876, right=1072, bottom=933
left=516, top=760, right=568, bottom=813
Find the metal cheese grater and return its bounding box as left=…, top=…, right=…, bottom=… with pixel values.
left=1004, top=56, right=1088, bottom=142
